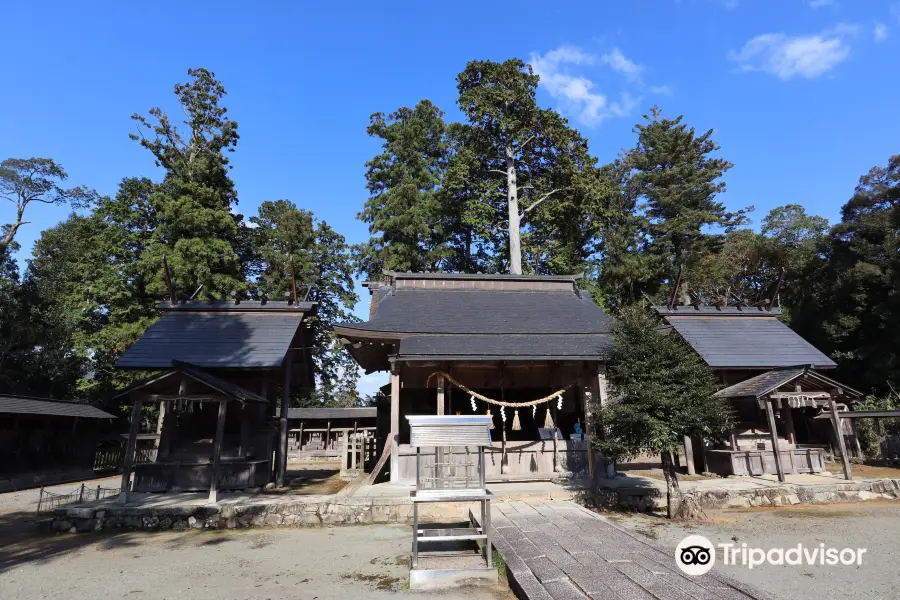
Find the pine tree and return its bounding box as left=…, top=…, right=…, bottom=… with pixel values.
left=625, top=107, right=749, bottom=299
left=130, top=68, right=246, bottom=297
left=358, top=100, right=451, bottom=279
left=593, top=303, right=730, bottom=519
left=250, top=200, right=360, bottom=405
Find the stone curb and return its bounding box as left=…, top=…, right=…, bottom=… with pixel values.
left=583, top=477, right=900, bottom=512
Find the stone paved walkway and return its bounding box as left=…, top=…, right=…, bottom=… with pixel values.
left=482, top=500, right=772, bottom=600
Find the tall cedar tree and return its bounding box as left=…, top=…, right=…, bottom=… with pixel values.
left=593, top=304, right=730, bottom=519
left=625, top=107, right=749, bottom=300
left=250, top=200, right=361, bottom=406
left=358, top=100, right=450, bottom=279
left=456, top=59, right=596, bottom=274
left=130, top=68, right=246, bottom=297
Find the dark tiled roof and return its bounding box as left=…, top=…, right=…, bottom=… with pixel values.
left=116, top=312, right=306, bottom=369
left=663, top=315, right=836, bottom=369
left=386, top=271, right=582, bottom=282
left=337, top=290, right=613, bottom=335
left=288, top=407, right=377, bottom=420
left=156, top=300, right=316, bottom=312
left=715, top=367, right=862, bottom=399
left=0, top=396, right=115, bottom=419
left=714, top=367, right=808, bottom=398
left=397, top=334, right=613, bottom=360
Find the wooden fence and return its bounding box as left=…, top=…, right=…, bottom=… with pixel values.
left=881, top=435, right=900, bottom=459
left=93, top=447, right=157, bottom=473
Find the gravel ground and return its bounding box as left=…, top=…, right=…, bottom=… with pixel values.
left=0, top=525, right=513, bottom=600
left=0, top=476, right=120, bottom=515
left=608, top=500, right=900, bottom=600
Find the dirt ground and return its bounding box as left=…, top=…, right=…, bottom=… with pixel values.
left=0, top=525, right=514, bottom=600
left=824, top=461, right=900, bottom=479
left=609, top=499, right=900, bottom=600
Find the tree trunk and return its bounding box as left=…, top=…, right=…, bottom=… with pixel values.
left=506, top=146, right=522, bottom=275
left=661, top=449, right=704, bottom=520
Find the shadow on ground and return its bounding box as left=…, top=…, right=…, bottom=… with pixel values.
left=0, top=509, right=145, bottom=575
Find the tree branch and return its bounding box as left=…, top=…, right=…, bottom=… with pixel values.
left=522, top=189, right=561, bottom=215
left=518, top=134, right=536, bottom=149
left=488, top=169, right=508, bottom=176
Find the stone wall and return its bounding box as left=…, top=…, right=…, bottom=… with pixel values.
left=583, top=478, right=900, bottom=513
left=54, top=497, right=482, bottom=534
left=52, top=478, right=900, bottom=533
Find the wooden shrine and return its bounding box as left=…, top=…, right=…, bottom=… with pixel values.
left=334, top=271, right=614, bottom=485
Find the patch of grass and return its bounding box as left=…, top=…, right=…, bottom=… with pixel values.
left=492, top=549, right=507, bottom=578
left=341, top=572, right=402, bottom=591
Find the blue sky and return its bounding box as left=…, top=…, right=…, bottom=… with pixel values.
left=2, top=1, right=898, bottom=395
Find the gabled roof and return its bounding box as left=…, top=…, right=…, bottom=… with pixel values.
left=655, top=306, right=835, bottom=369
left=335, top=272, right=613, bottom=371
left=337, top=286, right=612, bottom=337
left=0, top=396, right=115, bottom=419
left=116, top=301, right=315, bottom=369
left=112, top=361, right=268, bottom=404
left=714, top=366, right=862, bottom=399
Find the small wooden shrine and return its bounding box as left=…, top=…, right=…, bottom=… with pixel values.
left=655, top=299, right=863, bottom=481
left=114, top=297, right=316, bottom=502
left=333, top=271, right=614, bottom=485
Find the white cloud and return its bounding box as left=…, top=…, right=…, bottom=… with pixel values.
left=600, top=47, right=644, bottom=81
left=808, top=0, right=836, bottom=8
left=729, top=27, right=855, bottom=80
left=530, top=46, right=641, bottom=126
left=650, top=84, right=674, bottom=96
left=875, top=23, right=888, bottom=41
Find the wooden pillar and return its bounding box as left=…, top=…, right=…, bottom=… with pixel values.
left=158, top=401, right=174, bottom=459
left=238, top=403, right=250, bottom=458
left=436, top=374, right=445, bottom=416
left=118, top=399, right=143, bottom=505
left=764, top=398, right=786, bottom=483
left=875, top=419, right=884, bottom=458
left=683, top=436, right=696, bottom=475
left=277, top=351, right=293, bottom=487
left=325, top=421, right=332, bottom=451
left=209, top=400, right=228, bottom=503
left=781, top=398, right=796, bottom=446
left=389, top=368, right=401, bottom=483
left=298, top=421, right=304, bottom=451
left=435, top=373, right=446, bottom=472
left=829, top=397, right=852, bottom=480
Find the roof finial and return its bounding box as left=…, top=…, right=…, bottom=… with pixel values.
left=289, top=255, right=298, bottom=305
left=767, top=267, right=786, bottom=312
left=667, top=265, right=684, bottom=310
left=162, top=254, right=177, bottom=305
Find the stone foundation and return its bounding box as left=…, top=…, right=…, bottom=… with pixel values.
left=583, top=477, right=900, bottom=513
left=53, top=497, right=481, bottom=534
left=52, top=478, right=900, bottom=533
